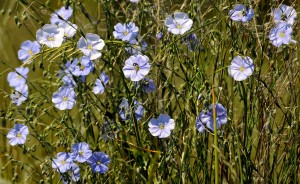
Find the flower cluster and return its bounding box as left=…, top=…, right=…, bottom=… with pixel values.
left=119, top=98, right=144, bottom=121
left=269, top=4, right=297, bottom=47
left=52, top=142, right=110, bottom=182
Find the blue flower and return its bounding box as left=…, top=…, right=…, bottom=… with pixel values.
left=50, top=6, right=73, bottom=25
left=93, top=72, right=109, bottom=95
left=156, top=32, right=163, bottom=40
left=229, top=4, right=254, bottom=22
left=182, top=33, right=199, bottom=51
left=119, top=98, right=144, bottom=121
left=58, top=21, right=78, bottom=38
left=69, top=57, right=94, bottom=76
left=77, top=33, right=105, bottom=60
left=10, top=84, right=28, bottom=106
left=71, top=142, right=92, bottom=163
left=113, top=22, right=139, bottom=42
left=52, top=152, right=74, bottom=173
left=165, top=12, right=193, bottom=35
left=148, top=114, right=175, bottom=138
left=123, top=54, right=151, bottom=81
left=130, top=0, right=139, bottom=3
left=272, top=4, right=297, bottom=25
left=52, top=86, right=76, bottom=110
left=36, top=24, right=64, bottom=48
left=269, top=22, right=295, bottom=47
left=7, top=67, right=29, bottom=88
left=228, top=56, right=254, bottom=81
left=87, top=152, right=111, bottom=174
left=125, top=39, right=148, bottom=55
left=6, top=124, right=29, bottom=146
left=18, top=40, right=41, bottom=62
left=196, top=103, right=227, bottom=133
left=136, top=78, right=156, bottom=93
left=60, top=163, right=80, bottom=184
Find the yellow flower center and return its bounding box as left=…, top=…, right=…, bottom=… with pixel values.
left=239, top=66, right=245, bottom=72
left=63, top=96, right=68, bottom=101
left=133, top=63, right=139, bottom=71
left=279, top=32, right=285, bottom=38
left=79, top=151, right=84, bottom=156
left=17, top=75, right=22, bottom=79
left=61, top=160, right=66, bottom=165
left=87, top=44, right=93, bottom=50
left=80, top=65, right=85, bottom=70
left=48, top=36, right=54, bottom=41
left=28, top=50, right=33, bottom=55
left=123, top=31, right=128, bottom=36
left=97, top=161, right=101, bottom=165
left=176, top=23, right=182, bottom=29
left=159, top=123, right=164, bottom=130
left=133, top=45, right=138, bottom=49
left=17, top=133, right=21, bottom=137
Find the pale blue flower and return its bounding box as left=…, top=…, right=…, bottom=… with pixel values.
left=18, top=40, right=41, bottom=62
left=36, top=24, right=64, bottom=48
left=10, top=84, right=28, bottom=106
left=60, top=163, right=80, bottom=184
left=52, top=86, right=76, bottom=110
left=196, top=103, right=227, bottom=132
left=52, top=152, right=74, bottom=173
left=87, top=152, right=111, bottom=173
left=7, top=67, right=29, bottom=88
left=130, top=0, right=139, bottom=3
left=69, top=57, right=94, bottom=76
left=123, top=54, right=151, bottom=81
left=229, top=4, right=254, bottom=22
left=7, top=124, right=29, bottom=146
left=136, top=78, right=156, bottom=93
left=71, top=142, right=92, bottom=163
left=156, top=32, right=162, bottom=40
left=228, top=56, right=254, bottom=81
left=269, top=22, right=295, bottom=47
left=58, top=21, right=78, bottom=38
left=93, top=72, right=109, bottom=95
left=165, top=12, right=193, bottom=35
left=77, top=33, right=105, bottom=60
left=148, top=114, right=175, bottom=138
left=119, top=98, right=144, bottom=121
left=273, top=4, right=297, bottom=25
left=50, top=6, right=73, bottom=25
left=113, top=22, right=139, bottom=42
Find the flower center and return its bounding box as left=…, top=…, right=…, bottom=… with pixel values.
left=133, top=45, right=139, bottom=49
left=48, top=35, right=54, bottom=41
left=78, top=151, right=84, bottom=156
left=63, top=96, right=68, bottom=101
left=123, top=31, right=129, bottom=36
left=87, top=44, right=93, bottom=50
left=80, top=65, right=85, bottom=70
left=159, top=123, right=164, bottom=130
left=17, top=75, right=22, bottom=80
left=281, top=13, right=287, bottom=20
left=28, top=50, right=33, bottom=55
left=61, top=160, right=66, bottom=165
left=176, top=23, right=182, bottom=29
left=239, top=66, right=245, bottom=72
left=17, top=133, right=21, bottom=137
left=279, top=32, right=285, bottom=38
left=97, top=161, right=101, bottom=165
left=133, top=63, right=140, bottom=71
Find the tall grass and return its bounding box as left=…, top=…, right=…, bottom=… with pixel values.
left=0, top=0, right=299, bottom=183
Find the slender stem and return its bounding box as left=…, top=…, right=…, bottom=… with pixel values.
left=212, top=87, right=219, bottom=183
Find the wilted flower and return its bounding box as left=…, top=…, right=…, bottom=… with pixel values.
left=7, top=66, right=29, bottom=88
left=113, top=22, right=139, bottom=42
left=50, top=6, right=73, bottom=25
left=165, top=12, right=193, bottom=35
left=71, top=142, right=92, bottom=163
left=10, top=84, right=28, bottom=106
left=7, top=124, right=29, bottom=146
left=87, top=152, right=111, bottom=173
left=60, top=163, right=80, bottom=184
left=136, top=78, right=156, bottom=93
left=125, top=39, right=147, bottom=55
left=229, top=4, right=254, bottom=22
left=69, top=57, right=94, bottom=76
left=58, top=21, right=78, bottom=38
left=52, top=86, right=76, bottom=110
left=123, top=54, right=151, bottom=81
left=18, top=40, right=41, bottom=62
left=119, top=98, right=144, bottom=121
left=228, top=56, right=254, bottom=81
left=196, top=103, right=227, bottom=132
left=93, top=72, right=109, bottom=95
left=36, top=24, right=64, bottom=48
left=148, top=114, right=175, bottom=138
left=52, top=152, right=73, bottom=173
left=269, top=22, right=295, bottom=47
left=272, top=4, right=297, bottom=25
left=77, top=33, right=105, bottom=60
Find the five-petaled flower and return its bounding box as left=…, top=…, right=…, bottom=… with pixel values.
left=50, top=6, right=73, bottom=25
left=77, top=33, right=105, bottom=60
left=228, top=56, right=254, bottom=81
left=7, top=124, right=29, bottom=146
left=52, top=152, right=74, bottom=173
left=10, top=84, right=29, bottom=106
left=229, top=4, right=254, bottom=22
left=17, top=40, right=41, bottom=62
left=87, top=152, right=111, bottom=173
left=52, top=86, right=76, bottom=110
left=71, top=142, right=93, bottom=163
left=93, top=72, right=109, bottom=95
left=148, top=114, right=175, bottom=138
left=196, top=103, right=227, bottom=133
left=272, top=4, right=297, bottom=25
left=7, top=67, right=29, bottom=88
left=269, top=22, right=295, bottom=47
left=165, top=12, right=193, bottom=35
left=123, top=54, right=151, bottom=81
left=36, top=24, right=64, bottom=48
left=113, top=22, right=139, bottom=42
left=69, top=57, right=94, bottom=76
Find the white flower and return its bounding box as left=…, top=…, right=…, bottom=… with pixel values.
left=165, top=12, right=193, bottom=35
left=77, top=33, right=105, bottom=60
left=58, top=21, right=78, bottom=38
left=36, top=24, right=64, bottom=48
left=228, top=56, right=254, bottom=81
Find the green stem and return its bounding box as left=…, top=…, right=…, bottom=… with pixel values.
left=212, top=88, right=219, bottom=183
